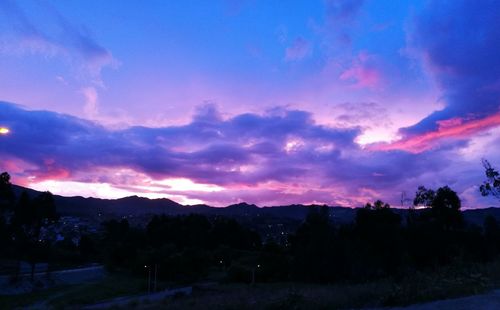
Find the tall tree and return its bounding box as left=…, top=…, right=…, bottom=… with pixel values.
left=291, top=206, right=338, bottom=282
left=413, top=185, right=463, bottom=230
left=0, top=172, right=14, bottom=257
left=0, top=172, right=15, bottom=211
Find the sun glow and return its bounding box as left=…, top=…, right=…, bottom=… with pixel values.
left=0, top=127, right=10, bottom=135
left=355, top=128, right=399, bottom=146
left=152, top=178, right=224, bottom=192
left=28, top=179, right=205, bottom=205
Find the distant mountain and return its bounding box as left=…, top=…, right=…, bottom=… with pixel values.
left=10, top=184, right=500, bottom=227
left=12, top=185, right=184, bottom=218
left=11, top=185, right=347, bottom=222
left=462, top=207, right=500, bottom=226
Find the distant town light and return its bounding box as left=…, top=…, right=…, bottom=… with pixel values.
left=0, top=127, right=9, bottom=135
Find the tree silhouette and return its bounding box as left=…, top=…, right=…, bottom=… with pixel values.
left=356, top=200, right=400, bottom=230
left=354, top=201, right=403, bottom=277
left=413, top=185, right=462, bottom=230
left=290, top=206, right=338, bottom=282
left=364, top=199, right=390, bottom=210
left=0, top=172, right=14, bottom=256
left=0, top=172, right=15, bottom=211
left=413, top=186, right=435, bottom=207
left=480, top=159, right=500, bottom=200
left=11, top=191, right=59, bottom=281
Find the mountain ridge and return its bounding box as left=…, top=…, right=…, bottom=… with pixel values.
left=11, top=184, right=500, bottom=226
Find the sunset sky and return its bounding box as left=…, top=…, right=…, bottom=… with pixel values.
left=1, top=0, right=499, bottom=208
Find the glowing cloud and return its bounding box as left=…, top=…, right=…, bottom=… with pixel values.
left=372, top=113, right=500, bottom=153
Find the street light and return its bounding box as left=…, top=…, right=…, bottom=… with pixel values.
left=0, top=127, right=9, bottom=135
left=251, top=264, right=261, bottom=285
left=145, top=265, right=151, bottom=294
left=144, top=264, right=158, bottom=293
left=154, top=264, right=157, bottom=292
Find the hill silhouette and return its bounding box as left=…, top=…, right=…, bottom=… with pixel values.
left=11, top=184, right=500, bottom=225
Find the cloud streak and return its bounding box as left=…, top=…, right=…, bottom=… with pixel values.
left=373, top=113, right=500, bottom=153
left=0, top=0, right=116, bottom=78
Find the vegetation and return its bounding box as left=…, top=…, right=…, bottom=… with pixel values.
left=76, top=185, right=500, bottom=287
left=0, top=274, right=148, bottom=309
left=481, top=159, right=500, bottom=200
left=0, top=172, right=60, bottom=281
left=3, top=169, right=500, bottom=308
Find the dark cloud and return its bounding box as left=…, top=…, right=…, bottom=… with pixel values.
left=0, top=101, right=491, bottom=207
left=0, top=102, right=358, bottom=185
left=403, top=0, right=500, bottom=136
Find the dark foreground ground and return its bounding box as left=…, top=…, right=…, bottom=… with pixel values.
left=1, top=259, right=500, bottom=310
left=384, top=290, right=500, bottom=310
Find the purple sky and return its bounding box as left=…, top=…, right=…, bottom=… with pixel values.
left=1, top=0, right=500, bottom=208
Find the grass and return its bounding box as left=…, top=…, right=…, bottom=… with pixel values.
left=136, top=282, right=394, bottom=309
left=139, top=260, right=500, bottom=310
left=3, top=260, right=500, bottom=309
left=0, top=259, right=17, bottom=275
left=0, top=274, right=149, bottom=310
left=47, top=274, right=148, bottom=309
left=0, top=286, right=67, bottom=310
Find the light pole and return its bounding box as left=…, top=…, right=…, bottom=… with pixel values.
left=145, top=265, right=151, bottom=294
left=251, top=264, right=261, bottom=285
left=154, top=264, right=157, bottom=292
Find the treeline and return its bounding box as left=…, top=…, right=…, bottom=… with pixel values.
left=3, top=169, right=500, bottom=285
left=288, top=186, right=500, bottom=283
left=93, top=185, right=500, bottom=284
left=100, top=215, right=262, bottom=282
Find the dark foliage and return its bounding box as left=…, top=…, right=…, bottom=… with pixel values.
left=413, top=186, right=463, bottom=230
left=480, top=159, right=500, bottom=200
left=0, top=171, right=15, bottom=211
left=0, top=172, right=62, bottom=281
left=3, top=168, right=500, bottom=288
left=290, top=206, right=339, bottom=282
left=100, top=214, right=262, bottom=282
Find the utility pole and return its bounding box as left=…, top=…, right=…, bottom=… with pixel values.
left=251, top=264, right=260, bottom=285
left=154, top=264, right=158, bottom=292
left=145, top=265, right=151, bottom=294
left=251, top=268, right=255, bottom=285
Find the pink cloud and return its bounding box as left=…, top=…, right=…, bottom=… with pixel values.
left=339, top=52, right=382, bottom=89
left=372, top=113, right=500, bottom=153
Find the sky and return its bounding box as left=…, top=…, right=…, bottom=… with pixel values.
left=1, top=0, right=499, bottom=208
